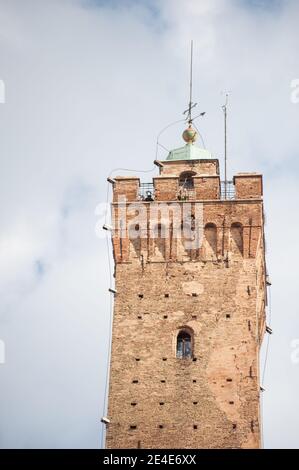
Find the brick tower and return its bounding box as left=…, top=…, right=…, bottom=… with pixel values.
left=105, top=124, right=266, bottom=449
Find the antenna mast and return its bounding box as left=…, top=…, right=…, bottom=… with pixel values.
left=188, top=39, right=193, bottom=123
left=183, top=40, right=197, bottom=123
left=222, top=94, right=229, bottom=199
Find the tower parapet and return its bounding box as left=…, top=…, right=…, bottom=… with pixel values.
left=112, top=169, right=263, bottom=202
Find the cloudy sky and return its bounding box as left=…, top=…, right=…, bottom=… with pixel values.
left=0, top=0, right=299, bottom=449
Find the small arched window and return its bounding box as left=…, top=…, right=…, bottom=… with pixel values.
left=179, top=171, right=196, bottom=189
left=176, top=330, right=192, bottom=359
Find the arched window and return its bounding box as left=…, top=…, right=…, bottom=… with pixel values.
left=179, top=171, right=196, bottom=189
left=230, top=222, right=243, bottom=255
left=176, top=330, right=192, bottom=359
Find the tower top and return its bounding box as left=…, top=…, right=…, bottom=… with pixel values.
left=164, top=122, right=212, bottom=162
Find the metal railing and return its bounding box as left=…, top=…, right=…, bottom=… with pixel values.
left=177, top=188, right=196, bottom=201
left=220, top=180, right=235, bottom=200
left=138, top=180, right=236, bottom=201
left=139, top=183, right=155, bottom=201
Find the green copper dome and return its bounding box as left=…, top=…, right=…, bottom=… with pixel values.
left=164, top=143, right=213, bottom=161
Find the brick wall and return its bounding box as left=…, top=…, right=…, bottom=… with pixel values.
left=234, top=174, right=263, bottom=200
left=159, top=159, right=219, bottom=177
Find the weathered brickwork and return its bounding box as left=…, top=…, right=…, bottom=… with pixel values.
left=106, top=158, right=266, bottom=449
left=159, top=159, right=219, bottom=177
left=234, top=174, right=263, bottom=200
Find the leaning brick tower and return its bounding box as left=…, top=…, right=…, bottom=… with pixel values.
left=105, top=123, right=266, bottom=449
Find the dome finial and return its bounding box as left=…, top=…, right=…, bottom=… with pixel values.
left=182, top=124, right=197, bottom=144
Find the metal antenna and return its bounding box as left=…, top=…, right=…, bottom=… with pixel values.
left=183, top=40, right=197, bottom=123
left=222, top=93, right=229, bottom=199
left=189, top=39, right=193, bottom=122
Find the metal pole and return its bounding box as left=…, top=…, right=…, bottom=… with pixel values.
left=224, top=103, right=227, bottom=199
left=222, top=94, right=228, bottom=199
left=188, top=40, right=193, bottom=124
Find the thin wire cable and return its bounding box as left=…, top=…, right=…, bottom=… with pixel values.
left=101, top=182, right=114, bottom=449
left=157, top=142, right=170, bottom=153
left=260, top=389, right=264, bottom=448
left=192, top=122, right=206, bottom=149
left=262, top=285, right=272, bottom=384
left=155, top=118, right=186, bottom=160
left=260, top=284, right=272, bottom=448
left=101, top=267, right=113, bottom=449
left=104, top=181, right=110, bottom=225
left=109, top=167, right=156, bottom=177
left=268, top=283, right=272, bottom=325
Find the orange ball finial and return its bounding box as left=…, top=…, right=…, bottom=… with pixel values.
left=182, top=124, right=197, bottom=144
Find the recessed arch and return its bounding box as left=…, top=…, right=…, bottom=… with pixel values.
left=128, top=223, right=141, bottom=258
left=230, top=222, right=243, bottom=255
left=203, top=223, right=217, bottom=259
left=152, top=223, right=167, bottom=259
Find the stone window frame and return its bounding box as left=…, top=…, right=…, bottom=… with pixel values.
left=175, top=326, right=194, bottom=360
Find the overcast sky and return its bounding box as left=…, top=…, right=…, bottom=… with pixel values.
left=0, top=0, right=299, bottom=449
